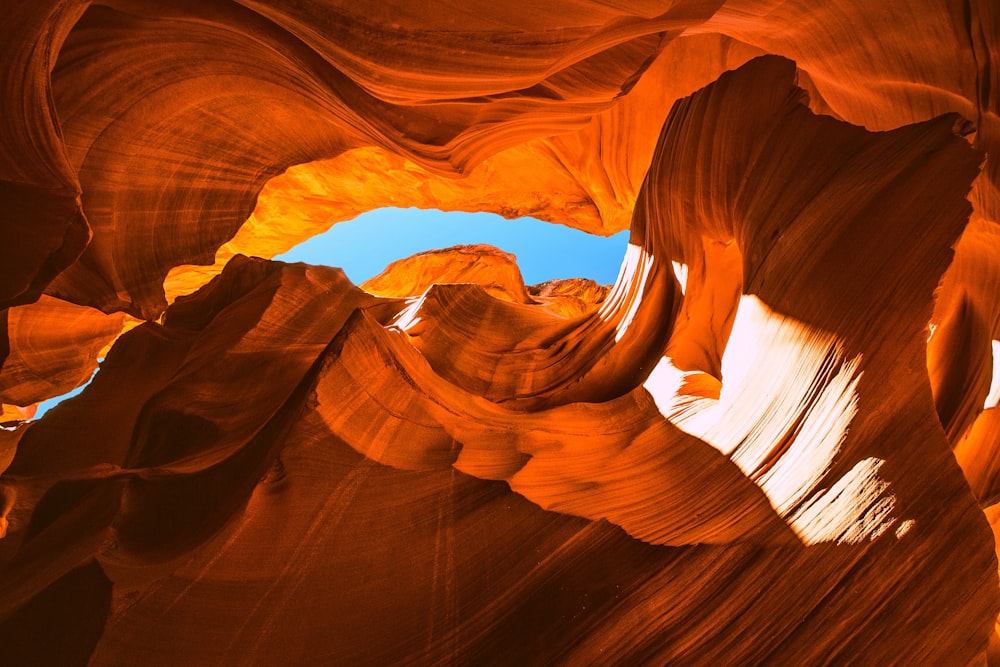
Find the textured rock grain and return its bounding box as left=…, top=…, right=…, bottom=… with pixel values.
left=1, top=1, right=999, bottom=664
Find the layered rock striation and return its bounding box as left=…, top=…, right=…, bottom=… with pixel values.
left=1, top=1, right=999, bottom=664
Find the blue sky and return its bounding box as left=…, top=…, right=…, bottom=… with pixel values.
left=275, top=208, right=629, bottom=285
left=34, top=367, right=98, bottom=419
left=34, top=208, right=628, bottom=418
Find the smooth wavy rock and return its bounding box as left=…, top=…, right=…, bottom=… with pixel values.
left=937, top=215, right=1000, bottom=506
left=0, top=296, right=124, bottom=408
left=162, top=33, right=765, bottom=301
left=2, top=1, right=1000, bottom=665
left=362, top=244, right=533, bottom=303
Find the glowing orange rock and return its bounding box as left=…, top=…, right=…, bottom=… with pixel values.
left=0, top=296, right=124, bottom=407
left=362, top=244, right=532, bottom=303
left=1, top=1, right=999, bottom=664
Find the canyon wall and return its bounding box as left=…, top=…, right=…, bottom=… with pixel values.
left=1, top=1, right=999, bottom=664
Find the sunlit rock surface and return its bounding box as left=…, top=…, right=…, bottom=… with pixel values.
left=1, top=1, right=999, bottom=664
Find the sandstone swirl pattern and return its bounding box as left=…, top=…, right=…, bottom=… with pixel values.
left=1, top=1, right=999, bottom=664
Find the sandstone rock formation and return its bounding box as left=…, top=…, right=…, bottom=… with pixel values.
left=1, top=1, right=999, bottom=664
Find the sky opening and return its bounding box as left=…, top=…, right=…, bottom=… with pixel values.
left=274, top=207, right=629, bottom=285
left=34, top=365, right=100, bottom=419
left=33, top=208, right=628, bottom=419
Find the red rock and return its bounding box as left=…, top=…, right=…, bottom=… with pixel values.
left=1, top=2, right=999, bottom=664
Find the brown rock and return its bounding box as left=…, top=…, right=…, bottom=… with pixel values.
left=1, top=1, right=999, bottom=665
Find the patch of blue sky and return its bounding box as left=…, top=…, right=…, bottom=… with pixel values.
left=33, top=364, right=101, bottom=419
left=33, top=210, right=627, bottom=419
left=274, top=208, right=629, bottom=286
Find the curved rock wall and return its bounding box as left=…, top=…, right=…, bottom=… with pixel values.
left=1, top=1, right=999, bottom=664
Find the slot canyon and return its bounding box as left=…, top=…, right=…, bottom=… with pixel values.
left=1, top=1, right=999, bottom=664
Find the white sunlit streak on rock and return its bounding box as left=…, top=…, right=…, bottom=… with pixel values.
left=596, top=243, right=654, bottom=343
left=984, top=339, right=1000, bottom=410
left=644, top=295, right=906, bottom=545
left=671, top=260, right=688, bottom=295
left=388, top=295, right=426, bottom=333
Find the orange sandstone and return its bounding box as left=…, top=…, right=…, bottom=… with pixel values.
left=0, top=2, right=998, bottom=664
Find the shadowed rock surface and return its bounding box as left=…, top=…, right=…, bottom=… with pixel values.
left=1, top=1, right=1000, bottom=664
